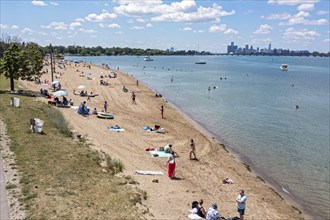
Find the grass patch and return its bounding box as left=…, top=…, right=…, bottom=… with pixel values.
left=6, top=183, right=17, bottom=190
left=42, top=105, right=72, bottom=137
left=0, top=76, right=145, bottom=219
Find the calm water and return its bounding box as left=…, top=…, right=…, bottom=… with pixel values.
left=67, top=55, right=330, bottom=219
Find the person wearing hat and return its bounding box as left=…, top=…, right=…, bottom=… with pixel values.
left=206, top=203, right=220, bottom=220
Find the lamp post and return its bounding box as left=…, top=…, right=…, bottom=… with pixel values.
left=50, top=44, right=54, bottom=89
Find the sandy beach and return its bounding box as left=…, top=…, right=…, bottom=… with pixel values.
left=20, top=59, right=304, bottom=219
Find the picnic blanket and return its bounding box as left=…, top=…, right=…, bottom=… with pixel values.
left=135, top=170, right=164, bottom=175
left=108, top=126, right=125, bottom=132
left=149, top=150, right=171, bottom=158
left=143, top=126, right=165, bottom=133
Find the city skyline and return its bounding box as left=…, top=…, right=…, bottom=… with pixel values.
left=1, top=0, right=329, bottom=53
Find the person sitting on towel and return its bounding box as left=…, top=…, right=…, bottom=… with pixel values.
left=92, top=108, right=97, bottom=115
left=164, top=144, right=173, bottom=153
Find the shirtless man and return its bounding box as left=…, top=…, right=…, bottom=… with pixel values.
left=189, top=139, right=197, bottom=160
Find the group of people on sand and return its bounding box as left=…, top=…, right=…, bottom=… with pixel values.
left=163, top=138, right=197, bottom=180
left=190, top=190, right=247, bottom=220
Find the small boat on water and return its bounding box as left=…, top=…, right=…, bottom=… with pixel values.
left=144, top=56, right=154, bottom=61
left=195, top=60, right=206, bottom=64
left=280, top=64, right=288, bottom=71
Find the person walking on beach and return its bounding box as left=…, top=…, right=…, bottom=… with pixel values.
left=189, top=139, right=197, bottom=160
left=161, top=105, right=164, bottom=119
left=167, top=151, right=179, bottom=179
left=104, top=101, right=108, bottom=112
left=131, top=92, right=136, bottom=104
left=236, top=190, right=247, bottom=220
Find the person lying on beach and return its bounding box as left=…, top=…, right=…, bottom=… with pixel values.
left=222, top=177, right=234, bottom=184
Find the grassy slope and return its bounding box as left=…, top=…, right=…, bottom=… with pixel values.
left=0, top=76, right=146, bottom=219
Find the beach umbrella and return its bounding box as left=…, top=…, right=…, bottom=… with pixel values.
left=52, top=80, right=59, bottom=85
left=53, top=90, right=68, bottom=97
left=77, top=85, right=86, bottom=89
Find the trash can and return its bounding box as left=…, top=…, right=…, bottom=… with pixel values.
left=13, top=97, right=20, bottom=107
left=34, top=118, right=44, bottom=133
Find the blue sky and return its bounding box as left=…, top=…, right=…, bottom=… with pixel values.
left=1, top=0, right=329, bottom=53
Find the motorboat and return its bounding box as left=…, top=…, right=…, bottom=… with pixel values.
left=144, top=56, right=154, bottom=61
left=280, top=64, right=288, bottom=71
left=195, top=60, right=206, bottom=64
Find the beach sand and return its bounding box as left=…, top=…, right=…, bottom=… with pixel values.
left=21, top=60, right=303, bottom=219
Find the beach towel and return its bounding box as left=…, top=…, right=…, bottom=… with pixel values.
left=70, top=106, right=79, bottom=109
left=149, top=150, right=171, bottom=158
left=143, top=126, right=166, bottom=133
left=188, top=213, right=202, bottom=220
left=135, top=170, right=164, bottom=175
left=108, top=125, right=125, bottom=132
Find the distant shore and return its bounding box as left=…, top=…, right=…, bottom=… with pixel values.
left=21, top=59, right=305, bottom=219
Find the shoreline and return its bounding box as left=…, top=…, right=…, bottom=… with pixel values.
left=20, top=59, right=304, bottom=219
left=150, top=92, right=316, bottom=220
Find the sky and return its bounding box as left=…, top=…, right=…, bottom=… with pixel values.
left=1, top=0, right=329, bottom=53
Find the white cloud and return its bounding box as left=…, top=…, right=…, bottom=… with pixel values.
left=208, top=24, right=238, bottom=35
left=50, top=2, right=59, bottom=6
left=317, top=10, right=329, bottom=15
left=115, top=31, right=123, bottom=34
left=136, top=18, right=146, bottom=23
left=69, top=22, right=81, bottom=29
left=262, top=13, right=292, bottom=20
left=152, top=4, right=235, bottom=23
left=130, top=26, right=145, bottom=30
left=224, top=28, right=238, bottom=35
left=182, top=26, right=192, bottom=31
left=99, top=23, right=105, bottom=28
left=268, top=0, right=319, bottom=6
left=209, top=24, right=227, bottom=32
left=114, top=0, right=197, bottom=16
left=278, top=11, right=328, bottom=26
left=75, top=18, right=85, bottom=22
left=11, top=25, right=19, bottom=29
left=193, top=30, right=205, bottom=33
left=85, top=12, right=117, bottom=22
left=31, top=0, right=47, bottom=6
left=283, top=27, right=320, bottom=42
left=297, top=3, right=314, bottom=11
left=108, top=23, right=121, bottom=28
left=323, top=38, right=330, bottom=42
left=114, top=1, right=235, bottom=24
left=79, top=28, right=97, bottom=33
left=41, top=21, right=67, bottom=30
left=253, top=24, right=273, bottom=34
left=146, top=23, right=153, bottom=27
left=21, top=27, right=34, bottom=35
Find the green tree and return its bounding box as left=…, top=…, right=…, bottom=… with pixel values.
left=0, top=42, right=44, bottom=91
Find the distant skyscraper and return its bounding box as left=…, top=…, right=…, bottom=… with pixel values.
left=170, top=47, right=175, bottom=52
left=268, top=43, right=271, bottom=51
left=227, top=42, right=238, bottom=54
